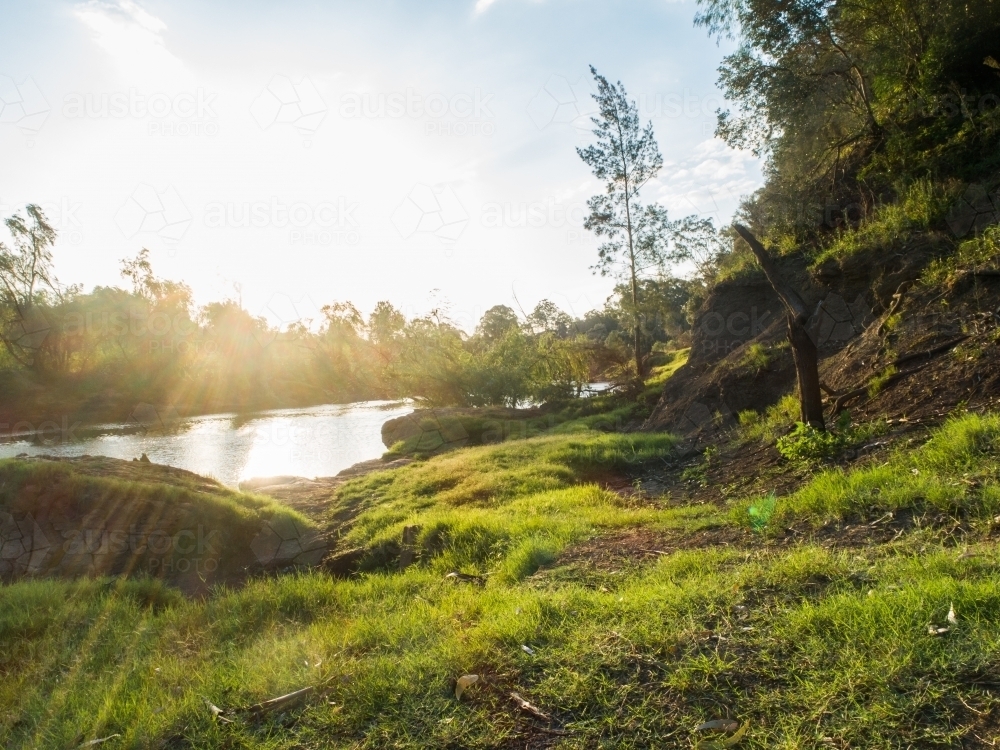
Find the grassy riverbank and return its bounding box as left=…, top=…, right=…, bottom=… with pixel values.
left=3, top=411, right=1000, bottom=748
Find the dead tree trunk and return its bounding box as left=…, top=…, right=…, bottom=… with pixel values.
left=733, top=225, right=825, bottom=431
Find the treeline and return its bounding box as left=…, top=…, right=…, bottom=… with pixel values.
left=695, top=0, right=1000, bottom=263
left=0, top=216, right=700, bottom=423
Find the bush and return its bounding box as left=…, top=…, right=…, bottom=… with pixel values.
left=777, top=422, right=846, bottom=462
left=776, top=415, right=890, bottom=464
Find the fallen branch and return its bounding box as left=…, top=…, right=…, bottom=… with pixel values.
left=77, top=736, right=121, bottom=749
left=829, top=333, right=969, bottom=416
left=445, top=571, right=487, bottom=586
left=877, top=281, right=912, bottom=336
left=245, top=685, right=316, bottom=714
left=204, top=698, right=232, bottom=724
left=830, top=363, right=930, bottom=415
left=510, top=692, right=551, bottom=721
left=892, top=335, right=969, bottom=368
left=820, top=381, right=842, bottom=397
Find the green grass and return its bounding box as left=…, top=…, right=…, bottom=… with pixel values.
left=644, top=348, right=690, bottom=389
left=922, top=224, right=1000, bottom=286
left=811, top=179, right=957, bottom=266
left=333, top=432, right=681, bottom=563
left=4, top=414, right=1000, bottom=748
left=5, top=537, right=1000, bottom=747
left=0, top=458, right=300, bottom=525
left=737, top=394, right=801, bottom=443
left=736, top=412, right=1000, bottom=528
left=384, top=350, right=690, bottom=461
left=0, top=458, right=311, bottom=583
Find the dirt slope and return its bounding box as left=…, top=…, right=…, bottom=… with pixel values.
left=644, top=232, right=997, bottom=439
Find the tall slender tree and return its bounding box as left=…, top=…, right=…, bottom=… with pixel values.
left=577, top=67, right=690, bottom=378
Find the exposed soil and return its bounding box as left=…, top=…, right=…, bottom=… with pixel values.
left=549, top=525, right=752, bottom=573
left=0, top=454, right=307, bottom=594
left=644, top=232, right=999, bottom=442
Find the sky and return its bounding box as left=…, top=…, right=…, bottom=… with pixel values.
left=0, top=0, right=761, bottom=332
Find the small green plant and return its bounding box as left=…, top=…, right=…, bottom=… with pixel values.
left=777, top=422, right=845, bottom=462
left=776, top=415, right=890, bottom=464
left=867, top=366, right=897, bottom=399
left=738, top=342, right=770, bottom=372
left=922, top=224, right=1000, bottom=287
left=812, top=179, right=958, bottom=266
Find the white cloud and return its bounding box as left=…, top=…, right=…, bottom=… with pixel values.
left=475, top=0, right=500, bottom=12
left=655, top=138, right=760, bottom=222
left=74, top=1, right=187, bottom=83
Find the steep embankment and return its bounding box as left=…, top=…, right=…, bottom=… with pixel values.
left=645, top=230, right=999, bottom=439
left=0, top=455, right=324, bottom=594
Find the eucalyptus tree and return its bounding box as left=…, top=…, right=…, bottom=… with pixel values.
left=577, top=67, right=704, bottom=377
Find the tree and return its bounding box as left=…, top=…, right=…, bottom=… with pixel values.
left=475, top=305, right=520, bottom=344
left=577, top=67, right=694, bottom=377
left=0, top=205, right=58, bottom=368
left=368, top=301, right=405, bottom=347
left=526, top=299, right=573, bottom=337
left=697, top=0, right=1000, bottom=233
left=734, top=224, right=824, bottom=430
left=121, top=248, right=191, bottom=304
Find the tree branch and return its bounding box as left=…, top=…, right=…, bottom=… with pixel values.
left=733, top=224, right=809, bottom=321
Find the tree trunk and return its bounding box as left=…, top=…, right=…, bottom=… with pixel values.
left=733, top=224, right=825, bottom=430
left=630, top=272, right=643, bottom=379
left=786, top=312, right=825, bottom=429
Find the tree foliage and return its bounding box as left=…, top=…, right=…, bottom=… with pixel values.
left=699, top=0, right=1000, bottom=240
left=578, top=66, right=717, bottom=376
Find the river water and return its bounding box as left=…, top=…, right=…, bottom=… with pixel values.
left=0, top=401, right=414, bottom=487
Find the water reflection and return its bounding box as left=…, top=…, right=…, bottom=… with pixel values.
left=0, top=401, right=413, bottom=487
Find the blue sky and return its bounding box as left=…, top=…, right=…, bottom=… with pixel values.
left=0, top=0, right=760, bottom=329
